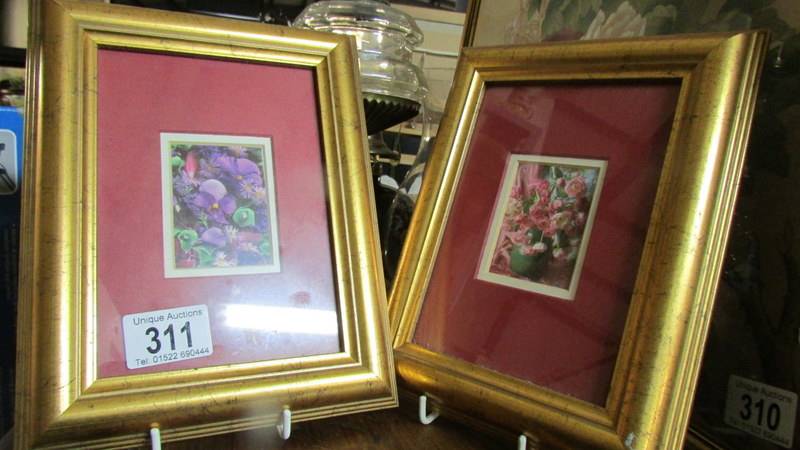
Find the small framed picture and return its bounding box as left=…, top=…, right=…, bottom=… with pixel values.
left=389, top=32, right=769, bottom=449
left=15, top=1, right=396, bottom=448
left=160, top=133, right=281, bottom=278
left=477, top=154, right=607, bottom=300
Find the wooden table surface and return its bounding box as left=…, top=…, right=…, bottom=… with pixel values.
left=157, top=403, right=509, bottom=450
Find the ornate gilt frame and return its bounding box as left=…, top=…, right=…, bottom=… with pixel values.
left=16, top=1, right=396, bottom=448
left=389, top=32, right=768, bottom=449
left=461, top=0, right=487, bottom=47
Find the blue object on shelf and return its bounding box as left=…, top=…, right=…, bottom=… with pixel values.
left=0, top=105, right=23, bottom=435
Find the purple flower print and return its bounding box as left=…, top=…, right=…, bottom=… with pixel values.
left=169, top=141, right=276, bottom=270
left=216, top=156, right=264, bottom=200
left=201, top=227, right=228, bottom=247
left=193, top=179, right=236, bottom=224
left=173, top=170, right=196, bottom=197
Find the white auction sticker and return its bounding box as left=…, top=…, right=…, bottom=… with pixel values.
left=122, top=304, right=213, bottom=370
left=724, top=374, right=797, bottom=448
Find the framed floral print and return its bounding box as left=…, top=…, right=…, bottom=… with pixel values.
left=14, top=1, right=396, bottom=448
left=389, top=32, right=768, bottom=449
left=160, top=133, right=281, bottom=278
left=477, top=154, right=607, bottom=300
left=463, top=1, right=800, bottom=449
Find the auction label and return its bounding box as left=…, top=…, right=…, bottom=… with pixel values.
left=122, top=304, right=213, bottom=369
left=724, top=375, right=797, bottom=448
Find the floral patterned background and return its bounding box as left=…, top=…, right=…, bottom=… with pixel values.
left=473, top=0, right=800, bottom=447
left=501, top=0, right=796, bottom=44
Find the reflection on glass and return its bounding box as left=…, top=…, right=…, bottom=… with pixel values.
left=223, top=304, right=339, bottom=336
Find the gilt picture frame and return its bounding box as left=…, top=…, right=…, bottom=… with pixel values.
left=462, top=0, right=519, bottom=48
left=15, top=1, right=396, bottom=448
left=389, top=32, right=768, bottom=449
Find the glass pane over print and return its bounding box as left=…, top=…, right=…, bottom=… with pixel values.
left=96, top=49, right=341, bottom=377
left=413, top=81, right=681, bottom=406
left=478, top=155, right=607, bottom=300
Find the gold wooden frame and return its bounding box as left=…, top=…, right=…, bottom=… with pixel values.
left=461, top=0, right=521, bottom=48
left=389, top=32, right=768, bottom=450
left=16, top=1, right=396, bottom=448
left=461, top=0, right=488, bottom=47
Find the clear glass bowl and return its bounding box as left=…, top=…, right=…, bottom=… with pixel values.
left=294, top=0, right=433, bottom=285
left=293, top=0, right=427, bottom=106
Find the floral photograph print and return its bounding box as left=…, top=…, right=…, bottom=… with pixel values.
left=477, top=155, right=606, bottom=300
left=160, top=133, right=280, bottom=278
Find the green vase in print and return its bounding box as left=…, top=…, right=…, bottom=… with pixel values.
left=509, top=243, right=548, bottom=280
